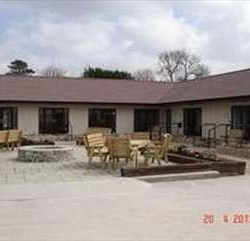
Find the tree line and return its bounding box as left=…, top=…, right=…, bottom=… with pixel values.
left=5, top=49, right=210, bottom=82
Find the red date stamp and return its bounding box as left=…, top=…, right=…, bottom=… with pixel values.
left=202, top=213, right=250, bottom=224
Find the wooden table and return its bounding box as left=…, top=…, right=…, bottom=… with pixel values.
left=130, top=139, right=153, bottom=168
left=130, top=139, right=152, bottom=148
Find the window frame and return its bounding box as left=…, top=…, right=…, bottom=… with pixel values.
left=0, top=107, right=18, bottom=130
left=39, top=108, right=69, bottom=134
left=88, top=108, right=116, bottom=132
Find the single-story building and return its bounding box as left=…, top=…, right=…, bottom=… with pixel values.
left=1, top=68, right=250, bottom=140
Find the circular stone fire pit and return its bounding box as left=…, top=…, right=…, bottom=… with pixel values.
left=18, top=145, right=75, bottom=162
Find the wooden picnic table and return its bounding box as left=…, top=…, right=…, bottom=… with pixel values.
left=130, top=139, right=152, bottom=148
left=130, top=139, right=154, bottom=168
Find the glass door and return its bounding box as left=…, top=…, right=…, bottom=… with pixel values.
left=183, top=108, right=202, bottom=136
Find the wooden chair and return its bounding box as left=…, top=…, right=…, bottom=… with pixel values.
left=142, top=143, right=161, bottom=166
left=77, top=127, right=112, bottom=146
left=6, top=129, right=22, bottom=150
left=142, top=133, right=172, bottom=165
left=108, top=137, right=135, bottom=168
left=85, top=133, right=109, bottom=168
left=83, top=134, right=90, bottom=155
left=131, top=132, right=150, bottom=140
left=0, top=131, right=9, bottom=150
left=158, top=133, right=172, bottom=160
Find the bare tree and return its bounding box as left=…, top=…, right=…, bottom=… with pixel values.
left=41, top=65, right=67, bottom=77
left=158, top=49, right=209, bottom=82
left=133, top=68, right=156, bottom=81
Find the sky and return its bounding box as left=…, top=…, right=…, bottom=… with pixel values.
left=0, top=0, right=250, bottom=77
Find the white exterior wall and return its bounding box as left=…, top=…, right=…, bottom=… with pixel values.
left=0, top=103, right=161, bottom=135
left=18, top=105, right=38, bottom=134
left=70, top=104, right=137, bottom=135
left=116, top=107, right=134, bottom=134
left=2, top=98, right=250, bottom=137
left=0, top=103, right=38, bottom=134
left=69, top=106, right=88, bottom=135
left=169, top=98, right=250, bottom=138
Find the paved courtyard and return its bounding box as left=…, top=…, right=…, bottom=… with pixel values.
left=1, top=143, right=250, bottom=240
left=1, top=176, right=250, bottom=241
left=1, top=143, right=249, bottom=185
left=0, top=144, right=119, bottom=185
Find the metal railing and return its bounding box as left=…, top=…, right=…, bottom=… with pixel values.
left=206, top=123, right=232, bottom=148
left=199, top=123, right=216, bottom=147
left=216, top=123, right=231, bottom=144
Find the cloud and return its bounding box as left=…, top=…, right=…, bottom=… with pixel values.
left=0, top=1, right=250, bottom=76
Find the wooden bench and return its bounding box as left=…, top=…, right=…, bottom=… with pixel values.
left=0, top=131, right=9, bottom=150
left=0, top=129, right=22, bottom=150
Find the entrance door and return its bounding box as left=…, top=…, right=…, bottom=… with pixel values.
left=183, top=108, right=202, bottom=136
left=232, top=106, right=250, bottom=139
left=166, top=109, right=172, bottom=133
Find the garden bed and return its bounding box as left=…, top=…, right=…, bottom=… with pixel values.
left=121, top=153, right=246, bottom=177
left=167, top=153, right=219, bottom=164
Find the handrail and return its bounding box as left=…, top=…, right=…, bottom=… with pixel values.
left=207, top=123, right=230, bottom=147
left=202, top=123, right=216, bottom=137
left=216, top=123, right=231, bottom=144
left=207, top=124, right=217, bottom=148
left=191, top=123, right=216, bottom=146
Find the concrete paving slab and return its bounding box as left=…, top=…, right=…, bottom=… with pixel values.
left=0, top=147, right=119, bottom=185
left=0, top=176, right=250, bottom=241
left=1, top=145, right=250, bottom=240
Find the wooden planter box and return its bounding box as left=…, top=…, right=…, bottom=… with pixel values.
left=121, top=153, right=246, bottom=177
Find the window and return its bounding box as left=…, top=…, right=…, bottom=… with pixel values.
left=134, top=109, right=159, bottom=132
left=39, top=108, right=69, bottom=134
left=231, top=106, right=250, bottom=139
left=88, top=109, right=116, bottom=132
left=183, top=108, right=202, bottom=136
left=0, top=107, right=17, bottom=130
left=231, top=106, right=250, bottom=129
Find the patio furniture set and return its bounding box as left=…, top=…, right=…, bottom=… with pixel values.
left=82, top=127, right=172, bottom=169
left=0, top=127, right=245, bottom=179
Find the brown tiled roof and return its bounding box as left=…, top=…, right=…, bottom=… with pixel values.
left=0, top=68, right=250, bottom=104
left=158, top=68, right=250, bottom=103
left=0, top=75, right=172, bottom=104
